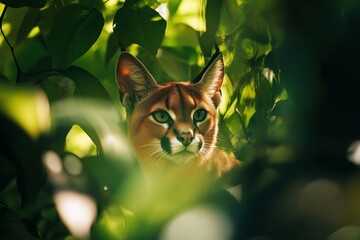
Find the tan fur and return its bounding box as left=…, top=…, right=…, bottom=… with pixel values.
left=116, top=52, right=240, bottom=184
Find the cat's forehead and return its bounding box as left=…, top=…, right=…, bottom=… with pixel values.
left=143, top=82, right=206, bottom=113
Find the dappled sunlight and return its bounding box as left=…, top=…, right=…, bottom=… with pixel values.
left=160, top=205, right=234, bottom=240
left=156, top=3, right=169, bottom=21
left=172, top=0, right=205, bottom=32
left=65, top=125, right=97, bottom=158
left=43, top=150, right=63, bottom=174
left=1, top=0, right=360, bottom=239
left=54, top=191, right=97, bottom=239
left=27, top=26, right=40, bottom=38
left=63, top=154, right=83, bottom=176
left=347, top=141, right=360, bottom=165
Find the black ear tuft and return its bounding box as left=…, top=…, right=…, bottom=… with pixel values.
left=195, top=51, right=224, bottom=97
left=191, top=44, right=221, bottom=84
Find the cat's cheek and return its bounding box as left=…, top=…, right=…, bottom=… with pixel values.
left=147, top=120, right=169, bottom=138
left=196, top=119, right=214, bottom=135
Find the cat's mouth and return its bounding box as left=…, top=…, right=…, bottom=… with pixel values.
left=167, top=150, right=197, bottom=165
left=160, top=136, right=203, bottom=164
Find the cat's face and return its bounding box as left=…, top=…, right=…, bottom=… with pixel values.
left=116, top=52, right=224, bottom=167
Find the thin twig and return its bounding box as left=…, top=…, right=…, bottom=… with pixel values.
left=0, top=5, right=24, bottom=81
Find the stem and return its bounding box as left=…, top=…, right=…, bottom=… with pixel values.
left=0, top=6, right=24, bottom=81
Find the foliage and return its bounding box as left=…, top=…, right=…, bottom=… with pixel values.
left=1, top=0, right=360, bottom=239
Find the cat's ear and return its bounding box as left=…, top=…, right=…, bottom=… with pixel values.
left=196, top=54, right=224, bottom=96
left=115, top=52, right=157, bottom=94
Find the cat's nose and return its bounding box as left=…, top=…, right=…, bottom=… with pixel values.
left=177, top=132, right=194, bottom=146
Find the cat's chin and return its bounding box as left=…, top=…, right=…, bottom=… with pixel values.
left=167, top=151, right=197, bottom=165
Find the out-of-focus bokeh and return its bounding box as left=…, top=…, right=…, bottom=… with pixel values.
left=1, top=0, right=360, bottom=239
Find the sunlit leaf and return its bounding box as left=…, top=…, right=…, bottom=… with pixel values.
left=113, top=0, right=166, bottom=55
left=47, top=4, right=104, bottom=68
left=0, top=84, right=50, bottom=138
left=168, top=0, right=182, bottom=17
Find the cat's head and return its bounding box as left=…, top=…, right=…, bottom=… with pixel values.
left=115, top=52, right=224, bottom=167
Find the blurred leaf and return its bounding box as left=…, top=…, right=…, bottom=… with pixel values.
left=0, top=84, right=51, bottom=138
left=0, top=0, right=46, bottom=8
left=47, top=4, right=104, bottom=68
left=65, top=66, right=111, bottom=100
left=144, top=0, right=160, bottom=9
left=113, top=0, right=166, bottom=55
left=0, top=207, right=39, bottom=239
left=51, top=99, right=131, bottom=157
left=168, top=0, right=182, bottom=17
left=235, top=143, right=256, bottom=163
left=0, top=113, right=46, bottom=206
left=0, top=73, right=9, bottom=83
left=0, top=156, right=16, bottom=190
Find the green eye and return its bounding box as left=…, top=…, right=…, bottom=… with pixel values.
left=152, top=110, right=171, bottom=123
left=193, top=109, right=207, bottom=122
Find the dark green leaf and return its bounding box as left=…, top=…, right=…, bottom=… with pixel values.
left=0, top=207, right=39, bottom=239
left=0, top=113, right=46, bottom=206
left=16, top=38, right=48, bottom=73
left=66, top=66, right=111, bottom=100
left=113, top=0, right=166, bottom=55
left=0, top=156, right=16, bottom=190
left=16, top=8, right=40, bottom=45
left=47, top=4, right=104, bottom=68
left=105, top=33, right=119, bottom=65
left=0, top=0, right=46, bottom=8
left=40, top=74, right=76, bottom=101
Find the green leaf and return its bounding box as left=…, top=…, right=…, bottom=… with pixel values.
left=0, top=0, right=46, bottom=8
left=66, top=66, right=111, bottom=100
left=0, top=111, right=46, bottom=207
left=168, top=0, right=182, bottom=17
left=0, top=207, right=40, bottom=239
left=199, top=0, right=222, bottom=57
left=40, top=74, right=76, bottom=102
left=47, top=4, right=104, bottom=68
left=16, top=8, right=40, bottom=45
left=157, top=47, right=197, bottom=81
left=113, top=0, right=166, bottom=55
left=105, top=33, right=119, bottom=65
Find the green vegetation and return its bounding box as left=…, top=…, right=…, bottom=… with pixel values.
left=1, top=0, right=360, bottom=239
